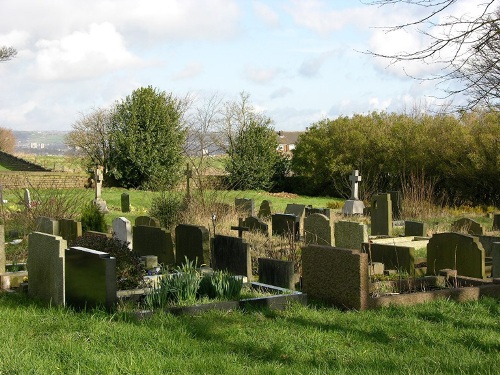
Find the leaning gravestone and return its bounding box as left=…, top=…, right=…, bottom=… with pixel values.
left=388, top=191, right=402, bottom=220
left=258, top=200, right=272, bottom=219
left=65, top=246, right=116, bottom=311
left=235, top=198, right=255, bottom=217
left=0, top=225, right=4, bottom=274
left=121, top=192, right=130, bottom=213
left=451, top=218, right=484, bottom=236
left=36, top=216, right=60, bottom=236
left=242, top=216, right=269, bottom=236
left=135, top=216, right=161, bottom=228
left=27, top=232, right=67, bottom=306
left=342, top=170, right=365, bottom=215
left=133, top=225, right=175, bottom=266
left=112, top=217, right=132, bottom=249
left=405, top=221, right=428, bottom=237
left=304, top=213, right=333, bottom=246
left=272, top=213, right=300, bottom=241
left=175, top=224, right=210, bottom=267
left=212, top=235, right=251, bottom=279
left=59, top=219, right=82, bottom=245
left=370, top=194, right=392, bottom=236
left=334, top=221, right=368, bottom=251
left=258, top=258, right=296, bottom=290
left=427, top=232, right=486, bottom=279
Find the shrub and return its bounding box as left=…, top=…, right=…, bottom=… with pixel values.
left=80, top=203, right=107, bottom=233
left=149, top=192, right=185, bottom=229
left=72, top=235, right=145, bottom=290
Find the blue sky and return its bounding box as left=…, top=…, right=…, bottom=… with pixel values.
left=0, top=0, right=483, bottom=132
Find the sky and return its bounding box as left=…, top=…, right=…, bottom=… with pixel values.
left=0, top=0, right=487, bottom=132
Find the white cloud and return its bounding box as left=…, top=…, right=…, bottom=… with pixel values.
left=31, top=22, right=141, bottom=81
left=253, top=2, right=280, bottom=28
left=299, top=50, right=335, bottom=77
left=270, top=87, right=293, bottom=99
left=243, top=65, right=282, bottom=84
left=173, top=62, right=203, bottom=80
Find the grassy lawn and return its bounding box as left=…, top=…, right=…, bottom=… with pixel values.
left=0, top=292, right=498, bottom=374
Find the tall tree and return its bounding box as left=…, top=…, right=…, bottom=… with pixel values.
left=366, top=0, right=500, bottom=109
left=64, top=107, right=112, bottom=174
left=221, top=93, right=283, bottom=191
left=108, top=86, right=187, bottom=189
left=0, top=127, right=16, bottom=153
left=0, top=46, right=17, bottom=62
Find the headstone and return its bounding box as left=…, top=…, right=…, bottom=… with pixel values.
left=370, top=194, right=392, bottom=236
left=184, top=163, right=193, bottom=200
left=242, top=216, right=269, bottom=236
left=36, top=216, right=60, bottom=236
left=302, top=245, right=369, bottom=310
left=135, top=216, right=161, bottom=228
left=235, top=198, right=255, bottom=217
left=478, top=235, right=500, bottom=257
left=92, top=166, right=109, bottom=213
left=304, top=213, right=333, bottom=246
left=211, top=235, right=251, bottom=279
left=258, top=258, right=295, bottom=289
left=363, top=242, right=415, bottom=275
left=305, top=207, right=331, bottom=218
left=334, top=221, right=368, bottom=251
left=284, top=204, right=308, bottom=235
left=493, top=214, right=500, bottom=231
left=133, top=226, right=175, bottom=266
left=405, top=221, right=428, bottom=237
left=451, top=218, right=484, bottom=236
left=342, top=170, right=365, bottom=215
left=65, top=246, right=116, bottom=311
left=121, top=193, right=130, bottom=213
left=175, top=224, right=210, bottom=267
left=82, top=231, right=111, bottom=240
left=258, top=200, right=272, bottom=220
left=24, top=188, right=31, bottom=210
left=427, top=232, right=486, bottom=279
left=0, top=225, right=4, bottom=274
left=112, top=217, right=132, bottom=249
left=388, top=191, right=402, bottom=220
left=492, top=242, right=500, bottom=278
left=272, top=213, right=300, bottom=241
left=27, top=232, right=67, bottom=306
left=230, top=218, right=249, bottom=238
left=59, top=218, right=82, bottom=245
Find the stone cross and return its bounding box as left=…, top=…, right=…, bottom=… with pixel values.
left=95, top=166, right=103, bottom=200
left=349, top=170, right=362, bottom=200
left=184, top=163, right=193, bottom=199
left=230, top=218, right=249, bottom=238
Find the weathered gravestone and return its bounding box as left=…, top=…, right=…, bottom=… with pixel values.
left=302, top=245, right=369, bottom=310
left=27, top=232, right=67, bottom=306
left=427, top=232, right=486, bottom=279
left=258, top=258, right=296, bottom=290
left=59, top=218, right=82, bottom=245
left=284, top=204, right=308, bottom=235
left=133, top=225, right=175, bottom=266
left=272, top=213, right=300, bottom=241
left=92, top=166, right=109, bottom=213
left=478, top=235, right=500, bottom=257
left=235, top=198, right=255, bottom=217
left=36, top=216, right=60, bottom=236
left=492, top=242, right=500, bottom=278
left=0, top=225, right=4, bottom=274
left=342, top=170, right=365, bottom=215
left=305, top=207, right=331, bottom=217
left=451, top=218, right=484, bottom=236
left=334, top=221, right=368, bottom=251
left=370, top=194, right=392, bottom=236
left=362, top=242, right=415, bottom=276
left=135, top=216, right=160, bottom=228
left=493, top=214, right=500, bottom=231
left=24, top=188, right=31, bottom=210
left=405, top=221, right=428, bottom=237
left=242, top=216, right=269, bottom=236
left=121, top=192, right=130, bottom=213
left=65, top=246, right=116, bottom=310
left=112, top=217, right=132, bottom=249
left=211, top=235, right=251, bottom=279
left=304, top=213, right=333, bottom=246
left=258, top=200, right=272, bottom=219
left=175, top=224, right=210, bottom=267
left=388, top=191, right=402, bottom=220
left=230, top=218, right=249, bottom=238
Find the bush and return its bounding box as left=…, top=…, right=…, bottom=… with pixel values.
left=80, top=203, right=107, bottom=233
left=72, top=235, right=145, bottom=290
left=149, top=192, right=185, bottom=229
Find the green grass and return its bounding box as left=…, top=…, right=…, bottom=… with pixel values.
left=0, top=292, right=499, bottom=374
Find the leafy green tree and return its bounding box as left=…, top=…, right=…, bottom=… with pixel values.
left=108, top=86, right=187, bottom=189
left=0, top=127, right=16, bottom=153
left=221, top=93, right=283, bottom=191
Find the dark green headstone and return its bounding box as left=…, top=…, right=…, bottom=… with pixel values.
left=370, top=194, right=392, bottom=236
left=405, top=221, right=428, bottom=237
left=175, top=224, right=210, bottom=267
left=363, top=242, right=415, bottom=275
left=272, top=213, right=300, bottom=241
left=133, top=226, right=175, bottom=266
left=451, top=218, right=484, bottom=235
left=121, top=192, right=130, bottom=213
left=211, top=235, right=251, bottom=279
left=134, top=216, right=160, bottom=228
left=258, top=258, right=295, bottom=289
left=59, top=219, right=82, bottom=245
left=242, top=216, right=269, bottom=236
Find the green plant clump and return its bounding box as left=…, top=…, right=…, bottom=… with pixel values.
left=149, top=192, right=185, bottom=229
left=80, top=202, right=107, bottom=233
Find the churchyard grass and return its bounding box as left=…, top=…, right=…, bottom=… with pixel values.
left=0, top=291, right=499, bottom=374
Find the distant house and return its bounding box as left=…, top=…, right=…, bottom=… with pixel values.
left=276, top=131, right=303, bottom=153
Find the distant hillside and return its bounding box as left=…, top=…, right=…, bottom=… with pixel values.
left=13, top=131, right=69, bottom=155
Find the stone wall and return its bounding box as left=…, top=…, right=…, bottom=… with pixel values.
left=0, top=171, right=88, bottom=189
